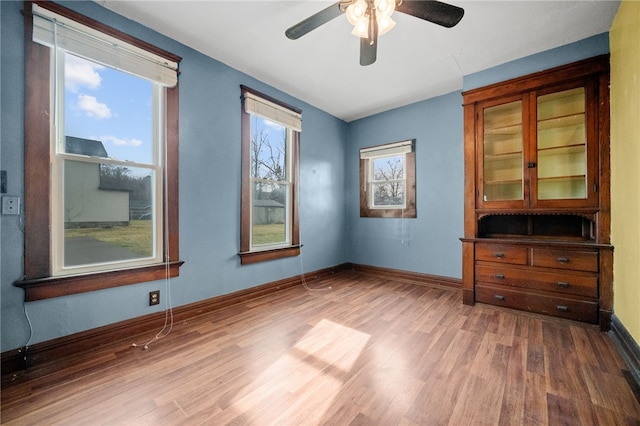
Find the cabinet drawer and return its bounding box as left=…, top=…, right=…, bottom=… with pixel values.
left=476, top=244, right=528, bottom=265
left=531, top=248, right=598, bottom=272
left=475, top=265, right=597, bottom=297
left=476, top=284, right=598, bottom=323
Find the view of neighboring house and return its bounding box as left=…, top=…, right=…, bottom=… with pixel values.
left=253, top=199, right=285, bottom=225
left=64, top=136, right=130, bottom=228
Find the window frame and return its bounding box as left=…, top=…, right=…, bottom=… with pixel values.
left=16, top=1, right=183, bottom=301
left=239, top=86, right=301, bottom=265
left=360, top=140, right=417, bottom=218
left=368, top=154, right=407, bottom=209
left=249, top=125, right=293, bottom=251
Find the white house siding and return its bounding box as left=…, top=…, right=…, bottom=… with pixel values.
left=64, top=160, right=130, bottom=226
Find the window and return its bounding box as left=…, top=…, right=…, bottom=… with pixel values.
left=54, top=53, right=163, bottom=275
left=360, top=140, right=416, bottom=218
left=17, top=1, right=182, bottom=301
left=239, top=86, right=301, bottom=264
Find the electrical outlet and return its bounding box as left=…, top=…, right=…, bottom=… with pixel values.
left=149, top=290, right=160, bottom=306
left=2, top=196, right=20, bottom=215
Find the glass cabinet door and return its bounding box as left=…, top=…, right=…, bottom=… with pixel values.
left=482, top=100, right=523, bottom=202
left=536, top=87, right=587, bottom=200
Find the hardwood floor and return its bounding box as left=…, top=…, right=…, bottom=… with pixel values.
left=2, top=271, right=639, bottom=425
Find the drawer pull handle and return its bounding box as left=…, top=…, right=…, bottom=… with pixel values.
left=556, top=281, right=570, bottom=288
left=557, top=257, right=570, bottom=264
left=556, top=305, right=569, bottom=312
left=494, top=274, right=505, bottom=279
left=494, top=295, right=505, bottom=301
left=494, top=253, right=505, bottom=258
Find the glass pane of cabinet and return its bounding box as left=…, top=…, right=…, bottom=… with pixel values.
left=482, top=100, right=523, bottom=201
left=536, top=87, right=587, bottom=200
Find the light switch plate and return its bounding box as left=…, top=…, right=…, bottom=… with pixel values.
left=2, top=196, right=21, bottom=215
left=0, top=171, right=7, bottom=193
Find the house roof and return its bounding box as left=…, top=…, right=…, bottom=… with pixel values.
left=254, top=199, right=285, bottom=208
left=66, top=136, right=109, bottom=157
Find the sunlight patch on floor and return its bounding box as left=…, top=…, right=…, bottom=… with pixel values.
left=234, top=319, right=371, bottom=423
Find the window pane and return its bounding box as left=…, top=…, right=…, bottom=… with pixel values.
left=64, top=53, right=154, bottom=164
left=537, top=87, right=587, bottom=200
left=373, top=182, right=405, bottom=207
left=483, top=100, right=524, bottom=201
left=250, top=115, right=287, bottom=181
left=371, top=154, right=405, bottom=207
left=252, top=181, right=288, bottom=246
left=372, top=155, right=404, bottom=181
left=63, top=160, right=154, bottom=267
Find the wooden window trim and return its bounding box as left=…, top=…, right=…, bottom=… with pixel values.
left=360, top=151, right=417, bottom=218
left=239, top=86, right=300, bottom=264
left=15, top=1, right=183, bottom=301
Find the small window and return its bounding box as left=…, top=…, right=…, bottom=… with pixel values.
left=360, top=140, right=416, bottom=218
left=239, top=86, right=301, bottom=264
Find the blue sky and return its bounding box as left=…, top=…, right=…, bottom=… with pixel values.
left=64, top=53, right=153, bottom=165
left=251, top=114, right=287, bottom=180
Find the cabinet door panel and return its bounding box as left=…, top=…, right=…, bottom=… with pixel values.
left=479, top=97, right=526, bottom=207
left=531, top=79, right=600, bottom=208
left=536, top=87, right=588, bottom=201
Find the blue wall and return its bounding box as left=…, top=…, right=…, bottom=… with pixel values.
left=346, top=93, right=464, bottom=278
left=0, top=0, right=610, bottom=353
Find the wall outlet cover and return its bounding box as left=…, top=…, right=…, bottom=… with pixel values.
left=2, top=196, right=20, bottom=215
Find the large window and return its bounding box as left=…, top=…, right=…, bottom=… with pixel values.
left=239, top=86, right=301, bottom=264
left=360, top=140, right=417, bottom=218
left=55, top=53, right=163, bottom=275
left=17, top=1, right=182, bottom=301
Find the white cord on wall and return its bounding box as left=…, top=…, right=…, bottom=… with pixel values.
left=132, top=87, right=174, bottom=350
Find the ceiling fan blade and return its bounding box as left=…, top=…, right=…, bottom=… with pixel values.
left=396, top=0, right=464, bottom=28
left=360, top=36, right=377, bottom=66
left=285, top=2, right=345, bottom=40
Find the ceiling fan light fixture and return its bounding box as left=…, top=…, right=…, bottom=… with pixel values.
left=375, top=0, right=395, bottom=17
left=377, top=15, right=396, bottom=36
left=346, top=0, right=368, bottom=26
left=347, top=0, right=396, bottom=39
left=351, top=16, right=369, bottom=37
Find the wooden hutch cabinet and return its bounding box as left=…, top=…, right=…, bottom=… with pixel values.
left=461, top=55, right=613, bottom=330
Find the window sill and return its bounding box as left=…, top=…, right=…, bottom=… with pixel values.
left=239, top=245, right=301, bottom=265
left=360, top=207, right=417, bottom=218
left=14, top=261, right=184, bottom=302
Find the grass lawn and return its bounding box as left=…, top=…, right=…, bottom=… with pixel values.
left=65, top=220, right=153, bottom=256
left=252, top=223, right=286, bottom=245
left=65, top=221, right=287, bottom=255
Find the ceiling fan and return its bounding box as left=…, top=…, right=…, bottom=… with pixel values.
left=285, top=0, right=464, bottom=66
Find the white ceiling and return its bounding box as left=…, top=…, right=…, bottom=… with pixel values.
left=97, top=1, right=620, bottom=122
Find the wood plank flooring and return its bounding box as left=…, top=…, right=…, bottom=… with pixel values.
left=2, top=271, right=639, bottom=425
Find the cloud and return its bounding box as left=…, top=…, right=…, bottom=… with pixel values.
left=77, top=95, right=112, bottom=119
left=100, top=135, right=144, bottom=148
left=65, top=55, right=104, bottom=92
